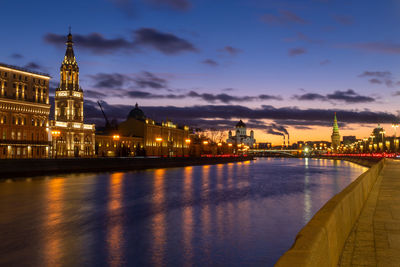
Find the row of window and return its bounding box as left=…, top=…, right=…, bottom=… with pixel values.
left=0, top=129, right=46, bottom=141
left=0, top=71, right=47, bottom=85
left=0, top=116, right=46, bottom=127
left=0, top=146, right=46, bottom=158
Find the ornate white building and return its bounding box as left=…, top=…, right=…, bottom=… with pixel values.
left=226, top=120, right=256, bottom=148
left=49, top=31, right=95, bottom=157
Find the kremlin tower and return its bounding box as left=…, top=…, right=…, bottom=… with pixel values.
left=331, top=112, right=341, bottom=152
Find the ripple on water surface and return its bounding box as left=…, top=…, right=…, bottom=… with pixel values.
left=0, top=158, right=367, bottom=266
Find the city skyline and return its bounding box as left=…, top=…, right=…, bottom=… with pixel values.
left=1, top=0, right=400, bottom=143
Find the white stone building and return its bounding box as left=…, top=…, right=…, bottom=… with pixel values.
left=226, top=120, right=256, bottom=148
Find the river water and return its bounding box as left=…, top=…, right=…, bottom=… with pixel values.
left=0, top=158, right=367, bottom=266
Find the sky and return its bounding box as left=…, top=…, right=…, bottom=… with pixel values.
left=2, top=0, right=400, bottom=144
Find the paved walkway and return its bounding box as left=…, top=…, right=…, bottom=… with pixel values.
left=340, top=159, right=400, bottom=267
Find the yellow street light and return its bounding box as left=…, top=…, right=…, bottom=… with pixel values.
left=228, top=143, right=232, bottom=147
left=113, top=134, right=120, bottom=141
left=203, top=141, right=209, bottom=145
left=217, top=143, right=222, bottom=146
left=156, top=137, right=163, bottom=142
left=185, top=139, right=191, bottom=144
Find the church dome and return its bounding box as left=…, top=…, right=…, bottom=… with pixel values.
left=127, top=103, right=146, bottom=121
left=236, top=120, right=246, bottom=128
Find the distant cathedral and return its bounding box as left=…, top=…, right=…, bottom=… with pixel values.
left=331, top=112, right=340, bottom=152
left=226, top=120, right=256, bottom=148
left=50, top=31, right=95, bottom=157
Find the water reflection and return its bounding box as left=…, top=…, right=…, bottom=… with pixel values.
left=42, top=178, right=64, bottom=267
left=107, top=172, right=125, bottom=267
left=0, top=158, right=367, bottom=267
left=151, top=169, right=166, bottom=266
left=182, top=166, right=194, bottom=267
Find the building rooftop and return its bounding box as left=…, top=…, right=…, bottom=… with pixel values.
left=0, top=62, right=50, bottom=78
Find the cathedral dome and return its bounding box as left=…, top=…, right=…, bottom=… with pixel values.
left=127, top=103, right=146, bottom=121
left=236, top=120, right=246, bottom=128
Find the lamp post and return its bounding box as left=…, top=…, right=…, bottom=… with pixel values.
left=370, top=135, right=375, bottom=152
left=379, top=130, right=385, bottom=151
left=392, top=124, right=399, bottom=152
left=51, top=130, right=61, bottom=158
left=185, top=138, right=191, bottom=156
left=113, top=134, right=120, bottom=157
left=156, top=137, right=162, bottom=157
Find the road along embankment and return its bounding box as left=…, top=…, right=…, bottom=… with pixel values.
left=0, top=156, right=254, bottom=179
left=275, top=158, right=386, bottom=267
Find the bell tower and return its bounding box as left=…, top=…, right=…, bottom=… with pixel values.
left=55, top=30, right=84, bottom=123
left=51, top=30, right=95, bottom=158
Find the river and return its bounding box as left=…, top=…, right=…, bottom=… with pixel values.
left=0, top=158, right=367, bottom=266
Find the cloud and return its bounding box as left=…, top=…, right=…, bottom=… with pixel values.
left=126, top=90, right=185, bottom=99
left=320, top=59, right=331, bottom=65
left=293, top=89, right=375, bottom=103
left=134, top=71, right=168, bottom=89
left=261, top=10, right=308, bottom=26
left=187, top=91, right=282, bottom=103
left=358, top=71, right=398, bottom=88
left=294, top=93, right=326, bottom=101
left=44, top=28, right=197, bottom=55
left=44, top=32, right=133, bottom=54
left=85, top=90, right=108, bottom=99
left=89, top=71, right=168, bottom=90
left=218, top=46, right=243, bottom=55
left=346, top=42, right=400, bottom=54
left=202, top=59, right=218, bottom=66
left=23, top=62, right=47, bottom=73
left=358, top=71, right=392, bottom=78
left=288, top=47, right=307, bottom=56
left=326, top=89, right=375, bottom=103
left=107, top=0, right=136, bottom=17
left=332, top=15, right=354, bottom=25
left=133, top=28, right=197, bottom=54
left=145, top=0, right=191, bottom=11
left=286, top=32, right=324, bottom=45
left=82, top=102, right=398, bottom=128
left=10, top=53, right=23, bottom=59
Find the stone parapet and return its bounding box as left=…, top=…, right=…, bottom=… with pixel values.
left=275, top=159, right=385, bottom=267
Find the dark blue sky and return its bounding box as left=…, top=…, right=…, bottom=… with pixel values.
left=2, top=0, right=400, bottom=142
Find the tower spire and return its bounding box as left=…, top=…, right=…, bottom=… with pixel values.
left=331, top=112, right=341, bottom=152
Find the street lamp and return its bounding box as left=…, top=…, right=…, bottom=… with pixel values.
left=370, top=135, right=375, bottom=151
left=51, top=130, right=61, bottom=158
left=113, top=135, right=120, bottom=156
left=392, top=124, right=399, bottom=152
left=156, top=137, right=162, bottom=156
left=379, top=130, right=385, bottom=151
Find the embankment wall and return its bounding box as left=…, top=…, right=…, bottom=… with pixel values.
left=275, top=158, right=385, bottom=267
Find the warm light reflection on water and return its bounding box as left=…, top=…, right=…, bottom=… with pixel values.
left=42, top=178, right=64, bottom=267
left=151, top=169, right=166, bottom=266
left=182, top=166, right=194, bottom=267
left=0, top=158, right=367, bottom=266
left=107, top=172, right=124, bottom=267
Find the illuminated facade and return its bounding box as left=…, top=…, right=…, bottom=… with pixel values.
left=0, top=63, right=51, bottom=158
left=50, top=32, right=95, bottom=157
left=118, top=104, right=190, bottom=156
left=226, top=120, right=256, bottom=148
left=96, top=135, right=143, bottom=157
left=331, top=112, right=341, bottom=152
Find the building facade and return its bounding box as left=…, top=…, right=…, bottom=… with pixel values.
left=226, top=120, right=256, bottom=148
left=50, top=32, right=95, bottom=157
left=331, top=112, right=341, bottom=152
left=0, top=63, right=51, bottom=158
left=118, top=104, right=190, bottom=156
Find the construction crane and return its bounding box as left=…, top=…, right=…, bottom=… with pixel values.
left=97, top=100, right=111, bottom=128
